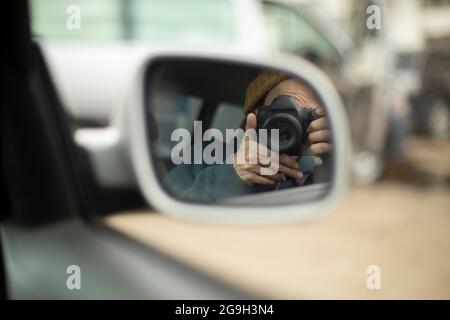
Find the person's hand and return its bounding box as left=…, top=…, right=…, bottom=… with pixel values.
left=307, top=109, right=332, bottom=155
left=233, top=113, right=303, bottom=186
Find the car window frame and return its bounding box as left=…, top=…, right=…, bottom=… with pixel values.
left=261, top=0, right=342, bottom=62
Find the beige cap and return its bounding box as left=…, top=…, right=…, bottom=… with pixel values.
left=243, top=70, right=290, bottom=114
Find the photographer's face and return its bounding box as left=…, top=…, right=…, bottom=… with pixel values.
left=263, top=78, right=322, bottom=111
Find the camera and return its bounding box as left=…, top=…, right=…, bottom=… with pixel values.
left=256, top=95, right=319, bottom=156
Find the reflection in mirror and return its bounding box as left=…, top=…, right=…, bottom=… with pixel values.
left=145, top=59, right=334, bottom=205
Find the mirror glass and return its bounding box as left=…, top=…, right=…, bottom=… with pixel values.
left=144, top=58, right=334, bottom=205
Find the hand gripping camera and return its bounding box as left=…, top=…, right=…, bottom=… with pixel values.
left=256, top=95, right=320, bottom=156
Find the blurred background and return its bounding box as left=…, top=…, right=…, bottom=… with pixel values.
left=31, top=0, right=450, bottom=187
left=30, top=0, right=450, bottom=298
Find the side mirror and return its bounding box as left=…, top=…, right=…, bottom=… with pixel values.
left=124, top=51, right=351, bottom=223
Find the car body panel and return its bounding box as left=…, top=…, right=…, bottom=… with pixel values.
left=0, top=219, right=251, bottom=299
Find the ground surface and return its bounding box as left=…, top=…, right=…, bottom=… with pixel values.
left=106, top=138, right=450, bottom=299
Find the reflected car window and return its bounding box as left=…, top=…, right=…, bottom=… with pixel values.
left=262, top=2, right=339, bottom=60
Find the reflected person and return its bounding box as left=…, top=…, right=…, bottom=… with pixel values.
left=164, top=71, right=331, bottom=202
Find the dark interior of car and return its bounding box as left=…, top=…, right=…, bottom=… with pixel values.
left=147, top=58, right=261, bottom=106
left=2, top=2, right=147, bottom=222
left=145, top=58, right=263, bottom=172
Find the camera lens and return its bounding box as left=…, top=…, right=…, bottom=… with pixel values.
left=275, top=121, right=292, bottom=144
left=264, top=114, right=303, bottom=153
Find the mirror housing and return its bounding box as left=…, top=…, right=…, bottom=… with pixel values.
left=122, top=50, right=351, bottom=223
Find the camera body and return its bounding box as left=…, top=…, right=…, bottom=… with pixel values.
left=256, top=95, right=319, bottom=156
